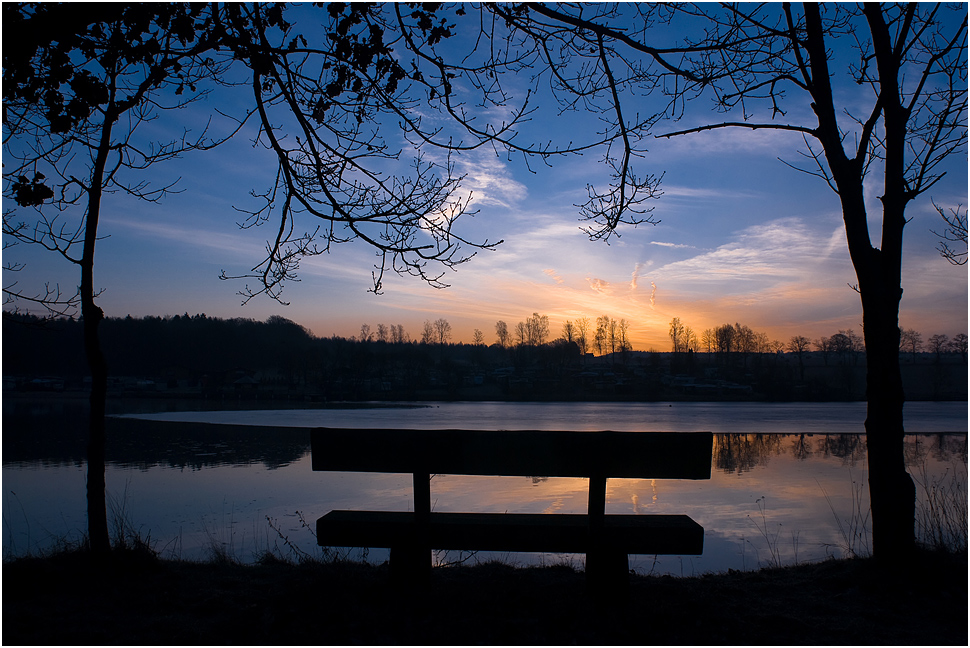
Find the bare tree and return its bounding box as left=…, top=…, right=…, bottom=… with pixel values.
left=899, top=328, right=924, bottom=363
left=391, top=324, right=409, bottom=344
left=927, top=333, right=950, bottom=361
left=575, top=317, right=591, bottom=357
left=618, top=318, right=632, bottom=354
left=376, top=323, right=389, bottom=343
left=420, top=320, right=435, bottom=345
left=651, top=4, right=965, bottom=557
left=462, top=2, right=964, bottom=557
left=0, top=3, right=502, bottom=559
left=514, top=321, right=528, bottom=347
left=949, top=333, right=968, bottom=362
left=813, top=336, right=832, bottom=367
left=433, top=318, right=452, bottom=345
left=524, top=312, right=550, bottom=346
left=495, top=320, right=510, bottom=348
left=359, top=323, right=373, bottom=343
left=734, top=323, right=755, bottom=367
left=472, top=328, right=484, bottom=346
left=604, top=317, right=616, bottom=356
left=931, top=202, right=968, bottom=265
left=701, top=328, right=717, bottom=355
left=594, top=316, right=609, bottom=356
left=669, top=317, right=684, bottom=353
left=715, top=324, right=736, bottom=358
left=2, top=5, right=242, bottom=556
left=561, top=320, right=576, bottom=344
left=683, top=326, right=697, bottom=354
left=788, top=335, right=811, bottom=381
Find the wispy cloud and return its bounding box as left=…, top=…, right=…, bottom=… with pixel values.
left=649, top=241, right=696, bottom=249
left=587, top=277, right=613, bottom=295
left=543, top=268, right=565, bottom=284
left=453, top=151, right=528, bottom=209
left=630, top=261, right=648, bottom=289
left=651, top=217, right=844, bottom=287
left=103, top=217, right=260, bottom=257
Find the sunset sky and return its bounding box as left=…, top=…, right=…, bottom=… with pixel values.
left=5, top=6, right=967, bottom=351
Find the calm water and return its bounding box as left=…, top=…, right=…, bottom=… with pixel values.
left=3, top=399, right=966, bottom=575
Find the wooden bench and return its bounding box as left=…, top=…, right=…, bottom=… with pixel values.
left=311, top=428, right=712, bottom=589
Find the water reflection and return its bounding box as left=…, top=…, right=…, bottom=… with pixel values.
left=3, top=401, right=309, bottom=470
left=710, top=432, right=965, bottom=475
left=2, top=398, right=966, bottom=574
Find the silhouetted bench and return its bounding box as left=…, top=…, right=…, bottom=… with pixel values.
left=311, top=428, right=712, bottom=589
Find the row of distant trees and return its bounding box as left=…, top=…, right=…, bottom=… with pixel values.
left=670, top=317, right=966, bottom=362
left=355, top=313, right=635, bottom=356
left=349, top=313, right=967, bottom=364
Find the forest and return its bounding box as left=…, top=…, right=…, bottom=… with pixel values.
left=4, top=312, right=965, bottom=403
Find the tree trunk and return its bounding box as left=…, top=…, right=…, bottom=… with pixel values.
left=803, top=2, right=917, bottom=559
left=842, top=197, right=915, bottom=561
left=83, top=298, right=110, bottom=557
left=863, top=304, right=915, bottom=560
left=82, top=96, right=116, bottom=558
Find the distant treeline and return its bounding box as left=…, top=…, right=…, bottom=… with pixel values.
left=3, top=312, right=967, bottom=401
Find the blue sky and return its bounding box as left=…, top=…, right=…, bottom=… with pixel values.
left=4, top=6, right=967, bottom=351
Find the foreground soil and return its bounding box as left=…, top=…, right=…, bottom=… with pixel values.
left=3, top=549, right=967, bottom=645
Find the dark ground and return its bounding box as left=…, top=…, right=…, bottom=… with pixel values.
left=3, top=548, right=967, bottom=645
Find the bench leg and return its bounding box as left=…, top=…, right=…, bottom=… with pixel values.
left=389, top=543, right=431, bottom=587
left=585, top=549, right=630, bottom=596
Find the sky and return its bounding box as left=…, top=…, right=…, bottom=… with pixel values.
left=4, top=6, right=967, bottom=352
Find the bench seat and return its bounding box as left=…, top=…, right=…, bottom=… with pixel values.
left=318, top=510, right=704, bottom=555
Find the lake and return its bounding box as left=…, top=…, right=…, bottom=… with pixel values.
left=3, top=398, right=966, bottom=575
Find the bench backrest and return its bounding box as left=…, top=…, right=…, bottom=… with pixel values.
left=310, top=428, right=712, bottom=480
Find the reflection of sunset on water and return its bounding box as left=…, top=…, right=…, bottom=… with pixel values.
left=4, top=401, right=965, bottom=575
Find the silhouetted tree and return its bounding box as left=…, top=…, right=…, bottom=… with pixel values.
left=432, top=318, right=452, bottom=345
left=524, top=312, right=550, bottom=346
left=648, top=4, right=966, bottom=558
left=575, top=317, right=591, bottom=358
left=927, top=334, right=950, bottom=362
left=420, top=320, right=434, bottom=345
left=514, top=320, right=528, bottom=347
left=715, top=324, right=736, bottom=360
left=459, top=2, right=962, bottom=558
left=949, top=333, right=968, bottom=362
left=788, top=335, right=811, bottom=381
left=494, top=320, right=510, bottom=348
left=391, top=324, right=409, bottom=345
left=561, top=320, right=576, bottom=344
left=2, top=4, right=245, bottom=556
left=1, top=2, right=500, bottom=559
left=594, top=316, right=609, bottom=357
left=899, top=328, right=924, bottom=363
left=701, top=328, right=717, bottom=355
left=813, top=336, right=831, bottom=367
left=669, top=317, right=684, bottom=353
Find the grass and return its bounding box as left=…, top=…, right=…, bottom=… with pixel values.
left=3, top=545, right=966, bottom=645
left=915, top=460, right=968, bottom=553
